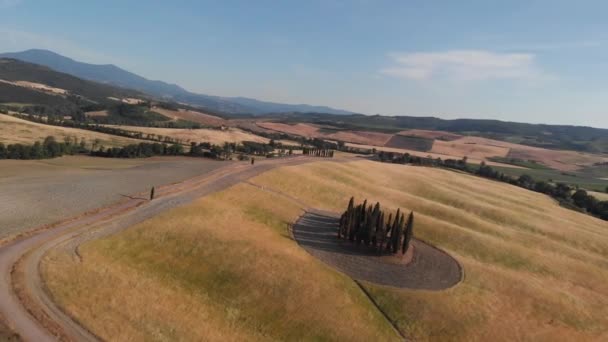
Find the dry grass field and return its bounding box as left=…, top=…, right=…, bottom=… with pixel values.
left=343, top=142, right=524, bottom=168
left=589, top=191, right=608, bottom=201
left=397, top=129, right=462, bottom=141
left=151, top=106, right=227, bottom=127
left=256, top=124, right=607, bottom=171
left=431, top=138, right=511, bottom=160
left=257, top=122, right=393, bottom=146
left=104, top=125, right=269, bottom=145
left=42, top=160, right=608, bottom=341
left=444, top=136, right=608, bottom=171
left=0, top=114, right=140, bottom=147
left=42, top=181, right=398, bottom=341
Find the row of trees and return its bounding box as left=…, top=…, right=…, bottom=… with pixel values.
left=0, top=136, right=85, bottom=160
left=91, top=142, right=184, bottom=158
left=338, top=197, right=415, bottom=256
left=303, top=148, right=335, bottom=157
left=378, top=151, right=608, bottom=221
left=11, top=114, right=189, bottom=146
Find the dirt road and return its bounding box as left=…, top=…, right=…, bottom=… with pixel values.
left=0, top=156, right=320, bottom=341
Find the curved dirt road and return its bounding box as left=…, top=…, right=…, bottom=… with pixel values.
left=0, top=156, right=322, bottom=341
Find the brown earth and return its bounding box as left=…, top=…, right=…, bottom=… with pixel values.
left=0, top=156, right=225, bottom=239
left=396, top=129, right=462, bottom=141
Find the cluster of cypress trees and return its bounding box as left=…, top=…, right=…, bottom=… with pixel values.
left=338, top=197, right=414, bottom=256
left=303, top=148, right=334, bottom=157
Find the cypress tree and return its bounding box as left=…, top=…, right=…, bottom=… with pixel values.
left=383, top=213, right=393, bottom=252
left=389, top=209, right=401, bottom=253
left=374, top=211, right=384, bottom=249
left=402, top=212, right=414, bottom=254
left=150, top=186, right=155, bottom=200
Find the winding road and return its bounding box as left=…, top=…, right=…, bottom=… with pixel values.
left=0, top=156, right=321, bottom=341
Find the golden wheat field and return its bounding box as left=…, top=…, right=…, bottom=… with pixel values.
left=0, top=114, right=140, bottom=147
left=42, top=160, right=608, bottom=341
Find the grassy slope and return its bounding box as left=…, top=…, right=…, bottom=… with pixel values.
left=42, top=181, right=398, bottom=341
left=42, top=160, right=608, bottom=341
left=103, top=125, right=269, bottom=145
left=0, top=114, right=141, bottom=147
left=250, top=161, right=608, bottom=341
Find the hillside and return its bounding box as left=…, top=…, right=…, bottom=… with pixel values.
left=0, top=49, right=354, bottom=115
left=269, top=113, right=608, bottom=154
left=0, top=58, right=142, bottom=103
left=41, top=159, right=608, bottom=341
left=0, top=113, right=142, bottom=147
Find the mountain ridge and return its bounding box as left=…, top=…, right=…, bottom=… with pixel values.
left=0, top=49, right=354, bottom=115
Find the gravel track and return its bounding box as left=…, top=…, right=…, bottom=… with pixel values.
left=0, top=156, right=320, bottom=342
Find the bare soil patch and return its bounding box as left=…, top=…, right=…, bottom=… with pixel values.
left=384, top=135, right=433, bottom=151
left=0, top=156, right=225, bottom=239
left=293, top=211, right=462, bottom=289
left=397, top=129, right=462, bottom=141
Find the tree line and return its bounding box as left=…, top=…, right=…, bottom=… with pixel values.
left=91, top=142, right=184, bottom=158
left=338, top=197, right=415, bottom=256
left=0, top=136, right=86, bottom=160
left=303, top=148, right=335, bottom=157
left=378, top=151, right=608, bottom=221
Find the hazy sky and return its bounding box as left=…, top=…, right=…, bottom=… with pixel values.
left=1, top=0, right=608, bottom=128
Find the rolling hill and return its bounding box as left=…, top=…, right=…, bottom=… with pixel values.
left=0, top=49, right=354, bottom=115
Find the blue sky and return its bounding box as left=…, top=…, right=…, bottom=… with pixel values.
left=1, top=1, right=608, bottom=128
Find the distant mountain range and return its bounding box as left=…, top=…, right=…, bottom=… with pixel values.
left=0, top=49, right=354, bottom=115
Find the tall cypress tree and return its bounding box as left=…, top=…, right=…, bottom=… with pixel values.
left=374, top=212, right=385, bottom=250
left=402, top=212, right=415, bottom=254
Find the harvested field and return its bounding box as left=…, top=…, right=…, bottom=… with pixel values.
left=257, top=122, right=320, bottom=137
left=325, top=130, right=392, bottom=146
left=42, top=159, right=608, bottom=341
left=589, top=191, right=608, bottom=201
left=257, top=122, right=393, bottom=146
left=151, top=106, right=227, bottom=127
left=448, top=136, right=608, bottom=171
left=0, top=156, right=224, bottom=239
left=0, top=79, right=67, bottom=95
left=344, top=142, right=524, bottom=168
left=104, top=125, right=269, bottom=145
left=0, top=113, right=141, bottom=147
left=397, top=129, right=462, bottom=141
left=431, top=138, right=511, bottom=160
left=384, top=135, right=434, bottom=151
